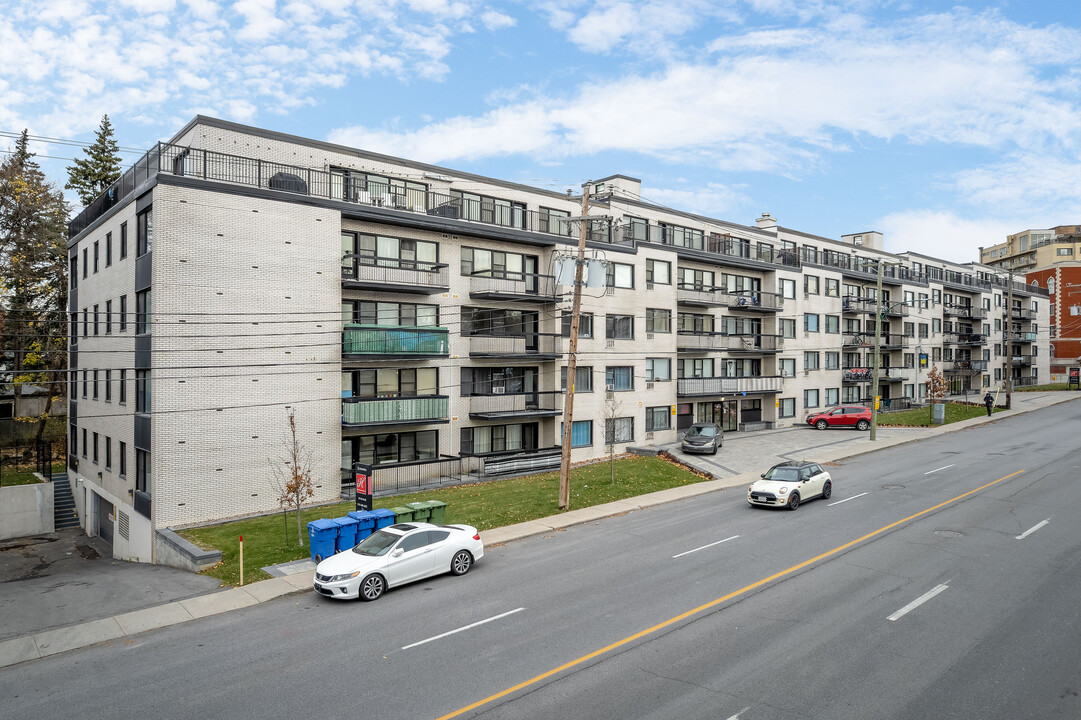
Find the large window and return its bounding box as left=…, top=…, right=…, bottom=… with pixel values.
left=342, top=232, right=439, bottom=270
left=136, top=290, right=151, bottom=334
left=606, top=315, right=634, bottom=340
left=645, top=406, right=671, bottom=432
left=779, top=398, right=795, bottom=418
left=804, top=389, right=820, bottom=408
left=331, top=168, right=427, bottom=208
left=605, top=262, right=634, bottom=289
left=660, top=222, right=704, bottom=249
left=347, top=300, right=439, bottom=327
left=561, top=366, right=594, bottom=392
left=352, top=430, right=438, bottom=466
left=646, top=309, right=671, bottom=333
left=539, top=207, right=573, bottom=236
left=678, top=313, right=714, bottom=333
left=347, top=368, right=439, bottom=398
left=804, top=352, right=820, bottom=371
left=646, top=358, right=671, bottom=381
left=135, top=370, right=151, bottom=413
left=606, top=417, right=634, bottom=444
left=605, top=366, right=634, bottom=391
left=461, top=247, right=536, bottom=279
left=460, top=423, right=537, bottom=455
left=779, top=358, right=796, bottom=378
left=136, top=208, right=152, bottom=256
left=646, top=259, right=671, bottom=285
left=780, top=318, right=796, bottom=339
left=460, top=367, right=534, bottom=395
left=561, top=312, right=593, bottom=338
left=451, top=190, right=526, bottom=227
left=461, top=307, right=532, bottom=335
left=136, top=449, right=150, bottom=492
left=679, top=267, right=714, bottom=290
left=560, top=420, right=593, bottom=447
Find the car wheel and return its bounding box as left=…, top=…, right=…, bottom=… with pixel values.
left=815, top=420, right=828, bottom=430
left=787, top=493, right=800, bottom=511
left=711, top=445, right=718, bottom=455
left=856, top=419, right=870, bottom=431
left=358, top=573, right=385, bottom=601
left=450, top=550, right=473, bottom=576
left=822, top=481, right=832, bottom=500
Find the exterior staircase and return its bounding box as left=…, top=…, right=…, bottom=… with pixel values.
left=52, top=475, right=80, bottom=529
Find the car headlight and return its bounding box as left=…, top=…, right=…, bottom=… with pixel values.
left=778, top=486, right=788, bottom=494
left=748, top=485, right=755, bottom=492
left=329, top=571, right=361, bottom=582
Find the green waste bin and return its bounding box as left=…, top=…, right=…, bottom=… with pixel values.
left=390, top=505, right=416, bottom=523
left=406, top=501, right=431, bottom=522
left=426, top=500, right=446, bottom=524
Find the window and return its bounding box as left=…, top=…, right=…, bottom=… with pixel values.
left=645, top=406, right=671, bottom=432
left=119, top=369, right=127, bottom=404
left=460, top=424, right=536, bottom=455
left=105, top=300, right=112, bottom=334
left=560, top=366, right=593, bottom=392
left=105, top=437, right=111, bottom=470
left=136, top=449, right=150, bottom=492
left=646, top=259, right=671, bottom=285
left=560, top=420, right=593, bottom=447
left=933, top=347, right=942, bottom=361
left=918, top=293, right=929, bottom=309
left=105, top=232, right=113, bottom=267
left=779, top=358, right=796, bottom=378
left=353, top=430, right=439, bottom=465
left=137, top=208, right=153, bottom=256
left=92, top=432, right=99, bottom=464
left=903, top=322, right=915, bottom=337
left=918, top=323, right=929, bottom=339
left=136, top=370, right=151, bottom=413
left=780, top=319, right=796, bottom=339
left=82, top=369, right=87, bottom=398
left=804, top=389, right=820, bottom=408
left=70, top=424, right=77, bottom=455
left=646, top=358, right=671, bottom=381
left=825, top=388, right=839, bottom=406
left=805, top=314, right=820, bottom=332
left=804, top=352, right=820, bottom=371
left=646, top=309, right=671, bottom=333
left=605, top=366, right=634, bottom=391
left=539, top=207, right=572, bottom=236
left=825, top=278, right=840, bottom=297
left=119, top=222, right=128, bottom=259
left=93, top=240, right=99, bottom=273
left=825, top=315, right=840, bottom=333
left=561, top=312, right=593, bottom=338
left=779, top=278, right=796, bottom=299
left=779, top=398, right=795, bottom=418
left=82, top=248, right=88, bottom=278
left=606, top=417, right=634, bottom=444
left=932, top=288, right=941, bottom=305
left=119, top=295, right=127, bottom=332
left=825, top=352, right=840, bottom=370
left=104, top=369, right=112, bottom=402
left=805, top=275, right=820, bottom=295
left=1057, top=247, right=1073, bottom=256
left=904, top=353, right=915, bottom=368
left=357, top=367, right=440, bottom=397
left=119, top=442, right=127, bottom=478
left=605, top=262, right=634, bottom=289
left=353, top=300, right=440, bottom=327
left=136, top=290, right=151, bottom=334
left=606, top=315, right=634, bottom=340
left=92, top=370, right=99, bottom=399
left=93, top=304, right=100, bottom=335
left=932, top=318, right=942, bottom=334
left=346, top=232, right=440, bottom=272
left=678, top=312, right=714, bottom=333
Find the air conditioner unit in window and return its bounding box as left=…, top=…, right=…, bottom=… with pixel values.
left=606, top=339, right=615, bottom=348
left=605, top=287, right=615, bottom=296
left=605, top=384, right=615, bottom=391
left=647, top=333, right=655, bottom=340
left=492, top=387, right=505, bottom=394
left=646, top=382, right=655, bottom=390
left=645, top=431, right=655, bottom=440
left=646, top=281, right=654, bottom=290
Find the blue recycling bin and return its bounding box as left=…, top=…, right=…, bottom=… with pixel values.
left=307, top=518, right=339, bottom=563
left=347, top=510, right=378, bottom=542
left=370, top=508, right=396, bottom=530
left=332, top=516, right=360, bottom=552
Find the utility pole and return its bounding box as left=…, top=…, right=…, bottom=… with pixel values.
left=870, top=258, right=885, bottom=441
left=558, top=183, right=591, bottom=510
left=1005, top=270, right=1014, bottom=409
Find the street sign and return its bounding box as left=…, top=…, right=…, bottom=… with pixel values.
left=353, top=462, right=373, bottom=512
left=1069, top=367, right=1080, bottom=390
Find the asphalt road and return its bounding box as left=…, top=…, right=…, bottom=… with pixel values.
left=4, top=401, right=1080, bottom=720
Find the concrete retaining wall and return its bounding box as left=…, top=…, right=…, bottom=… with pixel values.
left=0, top=481, right=55, bottom=540
left=155, top=527, right=222, bottom=573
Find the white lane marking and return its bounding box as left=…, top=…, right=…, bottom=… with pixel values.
left=672, top=535, right=740, bottom=559
left=1015, top=518, right=1051, bottom=540
left=828, top=492, right=868, bottom=506
left=888, top=584, right=949, bottom=622
left=925, top=464, right=955, bottom=475
left=401, top=608, right=525, bottom=650
left=726, top=708, right=751, bottom=720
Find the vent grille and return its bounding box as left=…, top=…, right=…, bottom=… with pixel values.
left=118, top=511, right=130, bottom=540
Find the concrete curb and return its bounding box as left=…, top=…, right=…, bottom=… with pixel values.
left=1, top=392, right=1075, bottom=669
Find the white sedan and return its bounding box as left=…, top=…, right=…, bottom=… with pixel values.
left=313, top=522, right=484, bottom=601
left=747, top=461, right=832, bottom=510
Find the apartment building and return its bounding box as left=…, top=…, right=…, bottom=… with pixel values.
left=66, top=117, right=1050, bottom=564
left=980, top=226, right=1081, bottom=273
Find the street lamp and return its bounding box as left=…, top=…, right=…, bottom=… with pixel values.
left=870, top=258, right=903, bottom=441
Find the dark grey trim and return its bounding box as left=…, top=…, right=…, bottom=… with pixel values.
left=135, top=252, right=152, bottom=291
left=134, top=414, right=151, bottom=451
left=157, top=527, right=222, bottom=567
left=69, top=286, right=78, bottom=313
left=342, top=418, right=451, bottom=432
left=67, top=177, right=155, bottom=248
left=135, top=335, right=151, bottom=368
left=69, top=400, right=77, bottom=423
left=594, top=173, right=642, bottom=184
left=136, top=190, right=154, bottom=214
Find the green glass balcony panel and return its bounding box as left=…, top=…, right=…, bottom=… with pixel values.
left=343, top=396, right=449, bottom=425
left=343, top=324, right=449, bottom=355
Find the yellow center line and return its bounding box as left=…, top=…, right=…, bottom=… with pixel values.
left=436, top=469, right=1025, bottom=720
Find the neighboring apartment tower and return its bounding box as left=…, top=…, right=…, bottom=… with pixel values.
left=980, top=226, right=1081, bottom=273
left=66, top=117, right=1050, bottom=564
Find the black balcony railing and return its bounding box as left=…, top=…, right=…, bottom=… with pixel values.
left=468, top=391, right=563, bottom=419
left=339, top=455, right=480, bottom=496
left=133, top=490, right=151, bottom=519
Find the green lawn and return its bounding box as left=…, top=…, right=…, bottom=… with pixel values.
left=0, top=461, right=65, bottom=487
left=180, top=454, right=707, bottom=587
left=876, top=402, right=1000, bottom=426
left=1015, top=383, right=1072, bottom=392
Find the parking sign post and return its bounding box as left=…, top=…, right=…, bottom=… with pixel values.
left=354, top=462, right=373, bottom=512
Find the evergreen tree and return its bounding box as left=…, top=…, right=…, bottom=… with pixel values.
left=1, top=130, right=70, bottom=439
left=65, top=115, right=123, bottom=207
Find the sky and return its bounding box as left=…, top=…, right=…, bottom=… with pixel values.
left=1, top=0, right=1078, bottom=263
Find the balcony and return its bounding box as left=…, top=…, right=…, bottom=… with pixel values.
left=342, top=396, right=449, bottom=426
left=1013, top=376, right=1040, bottom=387
left=467, top=333, right=563, bottom=360
left=943, top=304, right=987, bottom=320
left=1010, top=331, right=1038, bottom=343
left=942, top=332, right=986, bottom=346
left=944, top=360, right=987, bottom=373
left=133, top=490, right=151, bottom=519
left=676, top=376, right=783, bottom=396
left=342, top=325, right=449, bottom=358
left=1011, top=355, right=1034, bottom=367
left=467, top=271, right=559, bottom=303
left=882, top=304, right=909, bottom=318
left=676, top=332, right=783, bottom=353
left=468, top=391, right=563, bottom=420
left=676, top=284, right=723, bottom=307
left=630, top=225, right=799, bottom=269
left=341, top=255, right=449, bottom=294
left=881, top=368, right=911, bottom=382
left=842, top=368, right=873, bottom=383
left=1011, top=307, right=1037, bottom=320
left=842, top=297, right=876, bottom=314
left=725, top=291, right=783, bottom=313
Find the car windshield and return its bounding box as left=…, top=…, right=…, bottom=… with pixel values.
left=352, top=530, right=401, bottom=557
left=687, top=425, right=716, bottom=438
left=764, top=467, right=800, bottom=482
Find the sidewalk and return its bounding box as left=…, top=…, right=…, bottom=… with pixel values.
left=2, top=391, right=1076, bottom=669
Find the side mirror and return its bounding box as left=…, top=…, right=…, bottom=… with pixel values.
left=760, top=473, right=766, bottom=479
left=392, top=548, right=404, bottom=557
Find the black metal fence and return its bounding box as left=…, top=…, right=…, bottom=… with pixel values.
left=339, top=455, right=481, bottom=496
left=0, top=439, right=66, bottom=486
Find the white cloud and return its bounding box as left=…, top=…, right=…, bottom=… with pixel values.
left=878, top=210, right=1028, bottom=264
left=952, top=155, right=1081, bottom=214
left=480, top=10, right=515, bottom=31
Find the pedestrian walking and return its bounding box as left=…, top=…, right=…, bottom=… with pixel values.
left=983, top=391, right=994, bottom=416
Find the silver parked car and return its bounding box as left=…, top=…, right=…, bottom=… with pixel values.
left=681, top=422, right=723, bottom=455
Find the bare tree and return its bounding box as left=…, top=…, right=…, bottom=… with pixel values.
left=271, top=409, right=316, bottom=547
left=926, top=365, right=948, bottom=423
left=603, top=389, right=624, bottom=483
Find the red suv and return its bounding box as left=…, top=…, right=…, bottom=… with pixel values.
left=806, top=405, right=872, bottom=431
